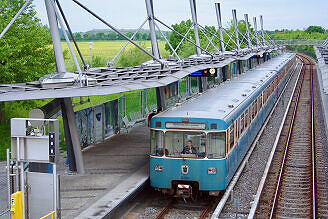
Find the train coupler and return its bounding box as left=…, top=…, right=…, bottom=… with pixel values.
left=176, top=184, right=192, bottom=199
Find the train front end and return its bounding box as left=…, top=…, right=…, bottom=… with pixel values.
left=150, top=117, right=227, bottom=198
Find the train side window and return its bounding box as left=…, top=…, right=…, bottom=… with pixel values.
left=235, top=119, right=239, bottom=142
left=245, top=109, right=249, bottom=128
left=150, top=130, right=164, bottom=156
left=240, top=113, right=245, bottom=134
left=251, top=102, right=255, bottom=119
left=259, top=94, right=263, bottom=110
left=229, top=125, right=234, bottom=150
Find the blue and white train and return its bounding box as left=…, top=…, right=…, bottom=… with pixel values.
left=149, top=53, right=296, bottom=198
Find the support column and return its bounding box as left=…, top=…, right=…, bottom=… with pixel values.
left=45, top=0, right=66, bottom=73
left=61, top=98, right=85, bottom=174
left=45, top=0, right=84, bottom=173
left=215, top=3, right=225, bottom=53
left=259, top=15, right=266, bottom=46
left=237, top=60, right=243, bottom=74
left=232, top=9, right=240, bottom=52
left=244, top=14, right=252, bottom=49
left=145, top=0, right=166, bottom=111
left=253, top=17, right=259, bottom=47
left=145, top=0, right=160, bottom=60
left=60, top=99, right=76, bottom=172
left=189, top=0, right=203, bottom=92
left=248, top=58, right=252, bottom=69
left=189, top=0, right=201, bottom=56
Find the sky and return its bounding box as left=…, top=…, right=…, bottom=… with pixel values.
left=32, top=0, right=328, bottom=33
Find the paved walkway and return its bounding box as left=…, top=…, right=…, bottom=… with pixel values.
left=60, top=124, right=150, bottom=218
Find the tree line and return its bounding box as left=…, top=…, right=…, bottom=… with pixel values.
left=60, top=31, right=169, bottom=41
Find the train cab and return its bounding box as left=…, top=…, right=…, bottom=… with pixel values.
left=150, top=119, right=228, bottom=198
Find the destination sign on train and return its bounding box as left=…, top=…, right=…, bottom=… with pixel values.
left=165, top=122, right=206, bottom=130
left=190, top=68, right=218, bottom=77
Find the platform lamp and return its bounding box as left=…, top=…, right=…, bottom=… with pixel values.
left=89, top=42, right=93, bottom=68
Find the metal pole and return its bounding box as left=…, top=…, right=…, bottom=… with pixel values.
left=145, top=0, right=161, bottom=59
left=89, top=42, right=93, bottom=68
left=44, top=0, right=66, bottom=73
left=215, top=3, right=225, bottom=53
left=0, top=0, right=32, bottom=40
left=50, top=0, right=82, bottom=75
left=253, top=17, right=259, bottom=47
left=232, top=9, right=240, bottom=52
left=244, top=14, right=252, bottom=49
left=189, top=0, right=203, bottom=91
left=260, top=15, right=266, bottom=46
left=56, top=0, right=87, bottom=69
left=189, top=0, right=201, bottom=56
left=6, top=149, right=11, bottom=209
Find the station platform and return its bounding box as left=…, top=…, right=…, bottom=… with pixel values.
left=59, top=124, right=150, bottom=219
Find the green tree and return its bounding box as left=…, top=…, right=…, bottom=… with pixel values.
left=0, top=0, right=55, bottom=84
left=306, top=26, right=325, bottom=34
left=165, top=19, right=253, bottom=58
left=0, top=0, right=55, bottom=122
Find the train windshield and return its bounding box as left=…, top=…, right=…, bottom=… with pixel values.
left=165, top=131, right=206, bottom=158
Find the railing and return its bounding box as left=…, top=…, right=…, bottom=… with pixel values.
left=40, top=211, right=55, bottom=219
left=274, top=39, right=324, bottom=46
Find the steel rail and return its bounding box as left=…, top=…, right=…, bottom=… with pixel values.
left=155, top=199, right=175, bottom=219
left=247, top=61, right=302, bottom=218
left=211, top=60, right=299, bottom=218
left=309, top=56, right=316, bottom=218
left=269, top=54, right=314, bottom=218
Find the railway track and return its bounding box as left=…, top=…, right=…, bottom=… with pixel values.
left=155, top=197, right=216, bottom=219
left=253, top=54, right=319, bottom=218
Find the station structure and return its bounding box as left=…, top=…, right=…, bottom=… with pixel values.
left=1, top=0, right=327, bottom=218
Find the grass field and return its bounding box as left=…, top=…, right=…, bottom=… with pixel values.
left=61, top=41, right=169, bottom=72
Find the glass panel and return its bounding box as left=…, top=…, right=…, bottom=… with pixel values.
left=151, top=130, right=164, bottom=156
left=165, top=131, right=206, bottom=158
left=207, top=132, right=226, bottom=159
left=229, top=125, right=234, bottom=150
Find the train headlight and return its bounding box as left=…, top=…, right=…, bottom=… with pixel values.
left=154, top=165, right=163, bottom=172
left=208, top=167, right=217, bottom=174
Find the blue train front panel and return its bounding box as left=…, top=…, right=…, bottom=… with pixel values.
left=150, top=156, right=226, bottom=191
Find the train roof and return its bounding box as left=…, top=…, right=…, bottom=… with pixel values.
left=154, top=53, right=296, bottom=123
